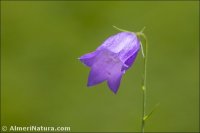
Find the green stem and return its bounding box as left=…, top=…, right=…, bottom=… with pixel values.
left=142, top=54, right=147, bottom=133
left=137, top=32, right=148, bottom=133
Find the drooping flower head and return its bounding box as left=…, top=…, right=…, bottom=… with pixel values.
left=79, top=32, right=140, bottom=93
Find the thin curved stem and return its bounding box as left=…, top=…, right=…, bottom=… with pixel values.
left=137, top=32, right=148, bottom=133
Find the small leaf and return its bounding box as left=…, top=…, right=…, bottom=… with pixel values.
left=143, top=103, right=160, bottom=121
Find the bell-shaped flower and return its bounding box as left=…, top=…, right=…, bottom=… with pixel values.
left=79, top=32, right=140, bottom=93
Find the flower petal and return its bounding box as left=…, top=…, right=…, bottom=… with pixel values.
left=117, top=33, right=140, bottom=62
left=87, top=65, right=107, bottom=87
left=97, top=32, right=140, bottom=63
left=87, top=50, right=123, bottom=89
left=122, top=51, right=139, bottom=71
left=79, top=51, right=98, bottom=67
left=96, top=34, right=116, bottom=51
left=107, top=72, right=123, bottom=94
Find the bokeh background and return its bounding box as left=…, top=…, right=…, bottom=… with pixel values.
left=1, top=1, right=199, bottom=132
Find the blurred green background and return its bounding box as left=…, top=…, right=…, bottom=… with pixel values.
left=1, top=1, right=199, bottom=132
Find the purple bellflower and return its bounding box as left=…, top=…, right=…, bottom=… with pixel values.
left=79, top=32, right=140, bottom=93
